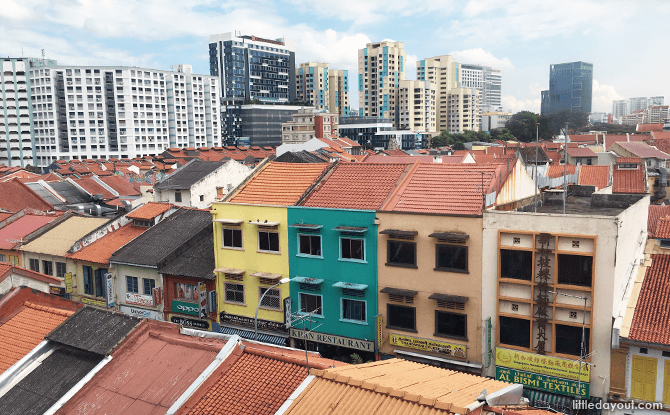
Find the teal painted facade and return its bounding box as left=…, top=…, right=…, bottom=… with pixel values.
left=287, top=206, right=378, bottom=349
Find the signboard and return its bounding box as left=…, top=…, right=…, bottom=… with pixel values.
left=483, top=317, right=492, bottom=367
left=220, top=312, right=289, bottom=333
left=209, top=291, right=217, bottom=314
left=106, top=273, right=114, bottom=307
left=81, top=297, right=107, bottom=307
left=172, top=300, right=199, bottom=316
left=169, top=314, right=211, bottom=331
left=290, top=328, right=375, bottom=352
left=389, top=333, right=467, bottom=358
left=65, top=272, right=73, bottom=294
left=153, top=287, right=162, bottom=308
left=126, top=292, right=154, bottom=307
left=198, top=283, right=208, bottom=319
left=119, top=305, right=164, bottom=321
left=284, top=297, right=292, bottom=329
left=496, top=367, right=590, bottom=399
left=495, top=348, right=591, bottom=382
left=376, top=314, right=384, bottom=350
left=49, top=286, right=64, bottom=296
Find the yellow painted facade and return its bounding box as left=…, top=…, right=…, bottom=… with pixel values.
left=211, top=202, right=290, bottom=323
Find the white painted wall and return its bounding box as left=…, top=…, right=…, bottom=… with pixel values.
left=111, top=263, right=163, bottom=314
left=0, top=273, right=52, bottom=295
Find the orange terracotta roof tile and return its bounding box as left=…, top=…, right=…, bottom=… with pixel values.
left=612, top=165, right=646, bottom=194
left=126, top=202, right=172, bottom=220
left=302, top=163, right=410, bottom=209
left=566, top=147, right=597, bottom=158
left=648, top=205, right=670, bottom=236
left=229, top=162, right=330, bottom=206
left=546, top=164, right=576, bottom=178
left=614, top=141, right=670, bottom=159
left=363, top=155, right=432, bottom=163
left=652, top=131, right=670, bottom=141
left=578, top=165, right=609, bottom=190
left=0, top=214, right=60, bottom=250
left=67, top=223, right=147, bottom=265
left=74, top=177, right=116, bottom=200
left=569, top=134, right=598, bottom=143
left=0, top=301, right=75, bottom=373
left=637, top=123, right=664, bottom=132
left=380, top=149, right=408, bottom=156
left=98, top=175, right=142, bottom=197
left=616, top=157, right=641, bottom=164
left=604, top=134, right=648, bottom=150
left=629, top=254, right=670, bottom=345
left=655, top=217, right=670, bottom=239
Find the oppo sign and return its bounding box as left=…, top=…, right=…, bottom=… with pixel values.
left=172, top=300, right=199, bottom=316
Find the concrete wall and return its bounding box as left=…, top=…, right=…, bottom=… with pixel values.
left=0, top=273, right=51, bottom=295
left=495, top=158, right=538, bottom=206
left=111, top=263, right=162, bottom=313
left=189, top=160, right=251, bottom=209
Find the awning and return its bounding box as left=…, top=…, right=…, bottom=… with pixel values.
left=393, top=350, right=482, bottom=369
left=214, top=218, right=243, bottom=225
left=379, top=229, right=418, bottom=238
left=248, top=220, right=280, bottom=227
left=332, top=281, right=368, bottom=290
left=332, top=226, right=367, bottom=233
left=428, top=232, right=469, bottom=243
left=380, top=287, right=417, bottom=297
left=289, top=223, right=323, bottom=230
left=218, top=326, right=288, bottom=346
left=214, top=267, right=245, bottom=275
left=428, top=293, right=469, bottom=304
left=293, top=276, right=324, bottom=285
left=249, top=271, right=283, bottom=280
left=524, top=389, right=574, bottom=412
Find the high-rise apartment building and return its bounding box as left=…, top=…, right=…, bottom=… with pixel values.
left=358, top=41, right=407, bottom=123
left=612, top=99, right=628, bottom=120
left=209, top=32, right=296, bottom=104
left=457, top=64, right=502, bottom=111
left=221, top=104, right=306, bottom=146
left=417, top=55, right=457, bottom=133
left=447, top=87, right=481, bottom=133
left=328, top=69, right=349, bottom=116
left=29, top=64, right=220, bottom=168
left=281, top=108, right=338, bottom=144
left=1, top=58, right=36, bottom=167
left=541, top=61, right=593, bottom=115
left=295, top=63, right=349, bottom=116
left=397, top=80, right=436, bottom=132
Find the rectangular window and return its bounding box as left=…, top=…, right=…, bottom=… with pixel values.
left=299, top=293, right=322, bottom=315
left=258, top=231, right=279, bottom=252
left=341, top=237, right=365, bottom=261
left=224, top=283, right=244, bottom=304
left=387, top=304, right=416, bottom=331
left=176, top=282, right=198, bottom=301
left=259, top=287, right=281, bottom=310
left=126, top=276, right=139, bottom=293
left=387, top=240, right=416, bottom=267
left=0, top=254, right=5, bottom=262
left=435, top=311, right=467, bottom=339
left=83, top=266, right=94, bottom=296
left=42, top=260, right=53, bottom=276
left=499, top=316, right=530, bottom=348
left=500, top=249, right=533, bottom=280
left=435, top=245, right=468, bottom=272
left=222, top=228, right=242, bottom=248
left=94, top=268, right=107, bottom=298
left=557, top=254, right=593, bottom=287
left=299, top=234, right=321, bottom=256
left=555, top=324, right=590, bottom=356
left=174, top=192, right=182, bottom=202
left=342, top=298, right=366, bottom=322
left=143, top=278, right=156, bottom=296
left=56, top=262, right=66, bottom=279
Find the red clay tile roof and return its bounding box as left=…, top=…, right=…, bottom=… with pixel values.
left=629, top=254, right=670, bottom=345
left=612, top=166, right=646, bottom=194
left=650, top=139, right=670, bottom=155
left=0, top=214, right=60, bottom=250
left=614, top=141, right=670, bottom=159
left=0, top=212, right=13, bottom=222
left=74, top=177, right=116, bottom=200
left=546, top=164, right=576, bottom=178
left=442, top=155, right=467, bottom=163
left=379, top=149, right=408, bottom=156
left=0, top=299, right=75, bottom=373
left=566, top=147, right=597, bottom=158
left=485, top=147, right=506, bottom=155
left=0, top=179, right=54, bottom=212
left=381, top=164, right=503, bottom=215
left=229, top=162, right=330, bottom=206
left=569, top=134, right=598, bottom=143
left=105, top=198, right=127, bottom=207
left=652, top=131, right=670, bottom=141
left=98, top=175, right=142, bottom=196
left=604, top=134, right=648, bottom=150
left=67, top=223, right=147, bottom=265
left=637, top=124, right=664, bottom=132
left=126, top=203, right=172, bottom=220
left=654, top=218, right=670, bottom=239
left=616, top=157, right=641, bottom=164
left=578, top=165, right=610, bottom=189
left=545, top=150, right=561, bottom=164
left=648, top=205, right=670, bottom=236
left=363, top=155, right=432, bottom=163
left=302, top=163, right=410, bottom=210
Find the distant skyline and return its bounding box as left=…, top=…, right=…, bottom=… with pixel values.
left=2, top=0, right=668, bottom=114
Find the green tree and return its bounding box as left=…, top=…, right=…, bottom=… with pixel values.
left=490, top=128, right=516, bottom=142
left=505, top=111, right=553, bottom=142
left=543, top=109, right=589, bottom=134
left=451, top=142, right=466, bottom=150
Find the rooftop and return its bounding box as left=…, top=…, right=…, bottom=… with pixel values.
left=629, top=254, right=670, bottom=345
left=20, top=216, right=110, bottom=257
left=613, top=141, right=670, bottom=159
left=519, top=193, right=638, bottom=216
left=577, top=165, right=610, bottom=190
left=98, top=176, right=142, bottom=197
left=0, top=179, right=54, bottom=212
left=74, top=177, right=116, bottom=200
left=637, top=123, right=664, bottom=132
left=0, top=213, right=60, bottom=250
left=603, top=134, right=647, bottom=151
left=154, top=159, right=226, bottom=190
left=67, top=223, right=147, bottom=265
left=613, top=166, right=646, bottom=194
left=157, top=227, right=215, bottom=280
left=126, top=202, right=173, bottom=221
left=569, top=134, right=598, bottom=143
left=546, top=164, right=576, bottom=178
left=648, top=205, right=670, bottom=236
left=566, top=147, right=597, bottom=158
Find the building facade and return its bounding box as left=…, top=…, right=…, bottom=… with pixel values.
left=328, top=69, right=350, bottom=117
left=209, top=32, right=296, bottom=104
left=541, top=61, right=593, bottom=115
left=281, top=108, right=339, bottom=144
left=448, top=87, right=482, bottom=133
left=482, top=111, right=512, bottom=131
left=338, top=116, right=393, bottom=149
left=29, top=64, right=220, bottom=168
left=357, top=41, right=407, bottom=123
left=397, top=79, right=437, bottom=133
left=221, top=104, right=305, bottom=146
left=417, top=55, right=457, bottom=133
left=296, top=62, right=329, bottom=111
left=458, top=64, right=502, bottom=112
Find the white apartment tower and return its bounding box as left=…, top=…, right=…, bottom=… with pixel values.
left=358, top=41, right=407, bottom=122
left=612, top=99, right=628, bottom=120
left=417, top=55, right=457, bottom=133
left=296, top=62, right=329, bottom=111
left=328, top=69, right=350, bottom=117
left=397, top=80, right=437, bottom=133
left=457, top=64, right=502, bottom=112
left=448, top=87, right=482, bottom=133
left=29, top=65, right=220, bottom=168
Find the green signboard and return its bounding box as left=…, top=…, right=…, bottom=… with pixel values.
left=496, top=367, right=589, bottom=399
left=172, top=300, right=199, bottom=316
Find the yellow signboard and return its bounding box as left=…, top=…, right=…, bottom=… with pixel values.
left=495, top=348, right=590, bottom=382
left=389, top=333, right=466, bottom=358
left=81, top=297, right=107, bottom=308
left=376, top=314, right=384, bottom=349
left=65, top=272, right=73, bottom=294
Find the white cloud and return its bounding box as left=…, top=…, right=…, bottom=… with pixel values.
left=405, top=54, right=418, bottom=80
left=591, top=80, right=622, bottom=113
left=449, top=48, right=513, bottom=70
left=502, top=95, right=540, bottom=113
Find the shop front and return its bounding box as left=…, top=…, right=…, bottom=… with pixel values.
left=218, top=311, right=289, bottom=346
left=290, top=327, right=376, bottom=363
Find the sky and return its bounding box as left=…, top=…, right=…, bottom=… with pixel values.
left=2, top=0, right=669, bottom=114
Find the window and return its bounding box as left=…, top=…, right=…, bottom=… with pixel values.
left=126, top=276, right=139, bottom=293
left=299, top=234, right=321, bottom=256
left=557, top=254, right=592, bottom=287
left=258, top=231, right=279, bottom=252
left=199, top=195, right=204, bottom=202
left=176, top=282, right=198, bottom=301
left=499, top=316, right=530, bottom=348
left=299, top=293, right=322, bottom=315
left=94, top=268, right=107, bottom=298
left=83, top=266, right=94, bottom=295
left=387, top=304, right=416, bottom=331
left=56, top=262, right=66, bottom=279
left=175, top=192, right=182, bottom=202
left=435, top=311, right=467, bottom=339
left=42, top=260, right=53, bottom=276
left=435, top=245, right=468, bottom=272
left=387, top=240, right=415, bottom=267
left=500, top=249, right=533, bottom=280
left=555, top=324, right=590, bottom=356
left=133, top=219, right=151, bottom=227
left=259, top=287, right=281, bottom=310
left=0, top=254, right=5, bottom=262
left=224, top=283, right=244, bottom=304
left=222, top=228, right=242, bottom=249
left=342, top=298, right=366, bottom=322
left=341, top=237, right=365, bottom=261
left=143, top=278, right=155, bottom=296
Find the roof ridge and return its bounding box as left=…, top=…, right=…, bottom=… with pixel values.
left=23, top=300, right=75, bottom=317
left=243, top=346, right=336, bottom=370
